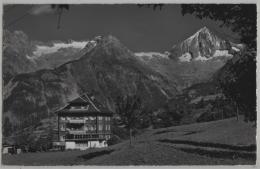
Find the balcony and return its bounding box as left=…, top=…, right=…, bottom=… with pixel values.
left=67, top=119, right=85, bottom=123
left=68, top=130, right=87, bottom=135
left=65, top=133, right=111, bottom=141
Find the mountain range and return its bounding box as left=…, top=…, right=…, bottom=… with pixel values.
left=3, top=27, right=243, bottom=144
left=3, top=30, right=100, bottom=84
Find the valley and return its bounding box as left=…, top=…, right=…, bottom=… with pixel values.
left=2, top=26, right=253, bottom=160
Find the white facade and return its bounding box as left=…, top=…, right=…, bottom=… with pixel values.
left=65, top=142, right=76, bottom=150
left=64, top=140, right=107, bottom=150
left=2, top=147, right=11, bottom=154
left=2, top=146, right=16, bottom=154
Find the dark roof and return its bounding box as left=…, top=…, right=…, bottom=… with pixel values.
left=56, top=93, right=112, bottom=115
left=68, top=97, right=90, bottom=104
left=69, top=97, right=86, bottom=104
left=57, top=110, right=113, bottom=116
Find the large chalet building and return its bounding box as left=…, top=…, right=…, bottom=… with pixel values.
left=53, top=94, right=113, bottom=150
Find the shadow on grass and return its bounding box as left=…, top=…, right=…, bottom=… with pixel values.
left=159, top=139, right=256, bottom=152
left=154, top=130, right=177, bottom=135
left=154, top=130, right=203, bottom=136
left=175, top=147, right=256, bottom=161
left=183, top=130, right=203, bottom=136
left=79, top=149, right=115, bottom=160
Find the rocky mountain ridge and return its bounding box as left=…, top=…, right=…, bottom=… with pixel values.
left=3, top=30, right=101, bottom=84
left=169, top=27, right=243, bottom=62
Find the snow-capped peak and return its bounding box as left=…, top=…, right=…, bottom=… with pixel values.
left=179, top=26, right=217, bottom=49
left=179, top=50, right=234, bottom=62
left=28, top=35, right=104, bottom=59
left=179, top=53, right=192, bottom=62
left=32, top=41, right=89, bottom=58
left=135, top=52, right=169, bottom=59
left=170, top=26, right=236, bottom=62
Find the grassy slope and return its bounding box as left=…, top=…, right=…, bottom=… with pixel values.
left=2, top=117, right=256, bottom=165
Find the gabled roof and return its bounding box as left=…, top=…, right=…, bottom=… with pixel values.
left=68, top=97, right=86, bottom=104
left=79, top=94, right=101, bottom=112
left=56, top=93, right=112, bottom=115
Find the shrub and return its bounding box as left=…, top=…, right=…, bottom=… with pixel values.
left=107, top=135, right=122, bottom=146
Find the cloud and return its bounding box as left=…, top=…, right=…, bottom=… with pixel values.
left=30, top=5, right=54, bottom=15
left=32, top=41, right=89, bottom=57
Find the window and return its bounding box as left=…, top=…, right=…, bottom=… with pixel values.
left=98, top=116, right=102, bottom=121
left=99, top=124, right=103, bottom=131
left=60, top=124, right=66, bottom=131
left=90, top=116, right=95, bottom=120
left=84, top=126, right=88, bottom=131
left=104, top=117, right=110, bottom=121
left=81, top=105, right=89, bottom=110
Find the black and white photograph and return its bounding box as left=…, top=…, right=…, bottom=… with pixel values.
left=1, top=2, right=257, bottom=166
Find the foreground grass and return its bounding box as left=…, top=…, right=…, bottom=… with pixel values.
left=2, top=117, right=256, bottom=165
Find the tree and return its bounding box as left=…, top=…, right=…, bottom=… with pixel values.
left=217, top=50, right=256, bottom=121
left=115, top=94, right=143, bottom=146
left=181, top=4, right=256, bottom=122
left=137, top=4, right=164, bottom=10
left=51, top=4, right=70, bottom=29
left=3, top=117, right=13, bottom=137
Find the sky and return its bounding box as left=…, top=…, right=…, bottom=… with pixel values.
left=3, top=4, right=239, bottom=52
